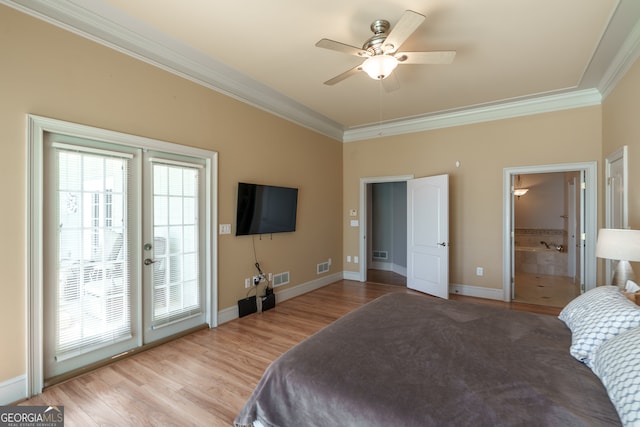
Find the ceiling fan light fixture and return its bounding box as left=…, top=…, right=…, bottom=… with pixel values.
left=362, top=55, right=398, bottom=80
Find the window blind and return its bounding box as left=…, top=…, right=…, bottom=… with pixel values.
left=151, top=162, right=202, bottom=328
left=54, top=146, right=133, bottom=360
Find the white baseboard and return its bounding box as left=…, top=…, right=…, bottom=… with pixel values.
left=369, top=261, right=392, bottom=271
left=343, top=271, right=360, bottom=281
left=217, top=277, right=506, bottom=325
left=217, top=272, right=344, bottom=325
left=449, top=283, right=505, bottom=301
left=392, top=264, right=407, bottom=277
left=0, top=374, right=27, bottom=405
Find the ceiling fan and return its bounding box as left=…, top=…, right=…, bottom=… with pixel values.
left=315, top=10, right=455, bottom=90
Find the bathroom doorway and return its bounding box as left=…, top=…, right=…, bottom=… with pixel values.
left=503, top=162, right=597, bottom=308
left=512, top=172, right=580, bottom=307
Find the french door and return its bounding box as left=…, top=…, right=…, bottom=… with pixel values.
left=143, top=152, right=207, bottom=342
left=41, top=132, right=209, bottom=382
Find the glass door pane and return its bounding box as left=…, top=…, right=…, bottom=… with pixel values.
left=144, top=154, right=205, bottom=342
left=44, top=137, right=140, bottom=380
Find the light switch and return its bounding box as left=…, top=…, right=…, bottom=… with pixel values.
left=219, top=224, right=231, bottom=235
left=350, top=220, right=359, bottom=227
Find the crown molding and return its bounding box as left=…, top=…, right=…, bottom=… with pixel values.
left=1, top=0, right=346, bottom=141
left=2, top=0, right=637, bottom=143
left=599, top=12, right=640, bottom=99
left=342, top=89, right=602, bottom=142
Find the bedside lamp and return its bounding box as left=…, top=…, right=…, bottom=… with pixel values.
left=596, top=228, right=640, bottom=288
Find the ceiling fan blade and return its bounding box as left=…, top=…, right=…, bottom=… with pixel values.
left=323, top=64, right=363, bottom=85
left=382, top=10, right=426, bottom=54
left=396, top=51, right=456, bottom=64
left=382, top=72, right=400, bottom=92
left=316, top=38, right=370, bottom=57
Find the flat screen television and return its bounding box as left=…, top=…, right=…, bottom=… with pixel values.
left=235, top=182, right=298, bottom=236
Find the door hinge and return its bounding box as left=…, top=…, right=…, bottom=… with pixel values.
left=581, top=181, right=586, bottom=190
left=581, top=233, right=586, bottom=241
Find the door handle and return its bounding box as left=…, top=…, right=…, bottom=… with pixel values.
left=437, top=242, right=447, bottom=247
left=144, top=258, right=157, bottom=266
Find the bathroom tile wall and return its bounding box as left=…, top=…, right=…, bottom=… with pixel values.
left=515, top=229, right=568, bottom=276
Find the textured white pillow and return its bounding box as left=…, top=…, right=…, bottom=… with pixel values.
left=559, top=285, right=621, bottom=329
left=592, top=327, right=640, bottom=426
left=565, top=293, right=640, bottom=368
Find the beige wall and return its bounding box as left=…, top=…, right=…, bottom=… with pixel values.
left=343, top=106, right=603, bottom=289
left=0, top=6, right=342, bottom=384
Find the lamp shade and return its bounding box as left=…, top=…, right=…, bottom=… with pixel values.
left=596, top=228, right=640, bottom=261
left=361, top=55, right=398, bottom=80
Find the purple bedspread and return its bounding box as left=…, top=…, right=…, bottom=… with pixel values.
left=234, top=293, right=619, bottom=426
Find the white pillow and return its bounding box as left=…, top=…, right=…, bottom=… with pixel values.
left=559, top=285, right=621, bottom=329
left=592, top=327, right=640, bottom=426
left=564, top=293, right=640, bottom=368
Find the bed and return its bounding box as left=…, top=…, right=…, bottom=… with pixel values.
left=235, top=288, right=640, bottom=426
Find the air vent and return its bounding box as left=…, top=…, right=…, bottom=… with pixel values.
left=317, top=261, right=330, bottom=275
left=372, top=250, right=388, bottom=260
left=273, top=272, right=290, bottom=287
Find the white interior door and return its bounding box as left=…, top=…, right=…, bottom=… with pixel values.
left=406, top=174, right=449, bottom=299
left=578, top=170, right=586, bottom=291
left=510, top=174, right=516, bottom=299
left=605, top=147, right=628, bottom=284
left=567, top=176, right=577, bottom=279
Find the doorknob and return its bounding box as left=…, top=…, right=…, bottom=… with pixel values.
left=144, top=258, right=157, bottom=265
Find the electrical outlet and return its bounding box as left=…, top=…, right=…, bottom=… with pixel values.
left=347, top=255, right=351, bottom=263
left=354, top=256, right=359, bottom=264
left=268, top=272, right=273, bottom=281
left=476, top=267, right=484, bottom=276
left=244, top=278, right=251, bottom=288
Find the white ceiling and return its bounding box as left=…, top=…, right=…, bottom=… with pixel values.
left=4, top=0, right=640, bottom=141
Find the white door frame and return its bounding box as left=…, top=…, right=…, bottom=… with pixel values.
left=358, top=175, right=414, bottom=282
left=27, top=114, right=218, bottom=396
left=502, top=162, right=597, bottom=301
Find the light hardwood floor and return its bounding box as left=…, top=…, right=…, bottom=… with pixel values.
left=20, top=280, right=560, bottom=426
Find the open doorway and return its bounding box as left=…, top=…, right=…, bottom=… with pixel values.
left=503, top=162, right=597, bottom=307
left=365, top=181, right=408, bottom=286
left=358, top=175, right=413, bottom=286
left=512, top=172, right=581, bottom=307
left=359, top=174, right=450, bottom=298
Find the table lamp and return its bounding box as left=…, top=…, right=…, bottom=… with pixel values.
left=595, top=228, right=640, bottom=287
